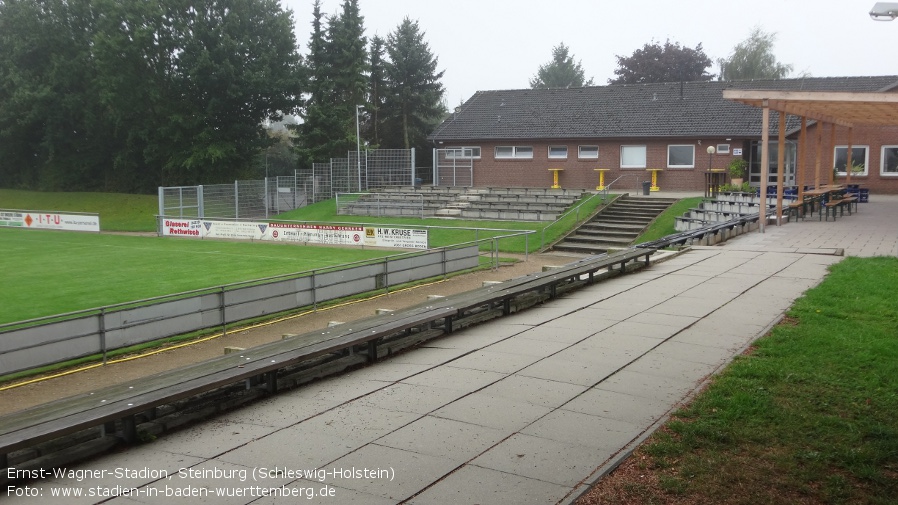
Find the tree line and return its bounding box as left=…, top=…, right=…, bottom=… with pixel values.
left=531, top=27, right=794, bottom=89
left=0, top=0, right=445, bottom=193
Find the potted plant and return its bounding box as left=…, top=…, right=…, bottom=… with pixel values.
left=728, top=158, right=748, bottom=186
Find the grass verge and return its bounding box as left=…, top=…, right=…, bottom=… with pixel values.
left=581, top=256, right=898, bottom=505
left=633, top=196, right=705, bottom=244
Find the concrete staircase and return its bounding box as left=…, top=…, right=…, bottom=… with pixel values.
left=552, top=196, right=678, bottom=254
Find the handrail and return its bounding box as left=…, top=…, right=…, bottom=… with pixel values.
left=602, top=173, right=646, bottom=200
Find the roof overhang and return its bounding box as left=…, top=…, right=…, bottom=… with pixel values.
left=723, top=89, right=898, bottom=128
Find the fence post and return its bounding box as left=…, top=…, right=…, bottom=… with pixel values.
left=384, top=257, right=390, bottom=294
left=100, top=307, right=108, bottom=365
left=265, top=176, right=269, bottom=220
left=525, top=233, right=529, bottom=261
left=197, top=185, right=205, bottom=218
left=311, top=270, right=318, bottom=311
left=234, top=180, right=239, bottom=220
left=220, top=287, right=227, bottom=337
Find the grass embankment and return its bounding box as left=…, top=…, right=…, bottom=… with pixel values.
left=0, top=189, right=158, bottom=232
left=584, top=256, right=898, bottom=504
left=633, top=196, right=705, bottom=244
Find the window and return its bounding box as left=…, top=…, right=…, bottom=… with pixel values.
left=445, top=147, right=480, bottom=159
left=834, top=146, right=869, bottom=175
left=578, top=146, right=599, bottom=159
left=716, top=144, right=730, bottom=154
left=495, top=146, right=533, bottom=159
left=548, top=146, right=568, bottom=159
left=620, top=145, right=646, bottom=168
left=882, top=146, right=898, bottom=175
left=667, top=145, right=695, bottom=168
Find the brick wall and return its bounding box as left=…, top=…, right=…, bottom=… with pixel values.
left=443, top=126, right=898, bottom=194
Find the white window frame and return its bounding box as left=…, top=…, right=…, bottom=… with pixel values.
left=495, top=146, right=533, bottom=159
left=578, top=146, right=599, bottom=159
left=548, top=146, right=568, bottom=159
left=667, top=145, right=695, bottom=169
left=445, top=147, right=481, bottom=159
left=881, top=145, right=898, bottom=176
left=833, top=145, right=869, bottom=176
left=716, top=144, right=731, bottom=154
left=620, top=145, right=647, bottom=168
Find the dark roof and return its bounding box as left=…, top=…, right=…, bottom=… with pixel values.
left=429, top=76, right=898, bottom=142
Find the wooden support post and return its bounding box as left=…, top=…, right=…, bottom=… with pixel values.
left=121, top=415, right=137, bottom=443
left=265, top=372, right=278, bottom=393
left=777, top=111, right=786, bottom=226
left=367, top=339, right=379, bottom=363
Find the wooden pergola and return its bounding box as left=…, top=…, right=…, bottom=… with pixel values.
left=722, top=90, right=898, bottom=230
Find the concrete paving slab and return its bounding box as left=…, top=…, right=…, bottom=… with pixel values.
left=445, top=349, right=541, bottom=374
left=626, top=352, right=720, bottom=381
left=482, top=335, right=573, bottom=357
left=674, top=319, right=767, bottom=345
left=602, top=320, right=680, bottom=340
left=560, top=388, right=671, bottom=426
left=217, top=426, right=358, bottom=469
left=646, top=296, right=726, bottom=318
left=480, top=374, right=588, bottom=408
left=351, top=382, right=468, bottom=415
left=344, top=362, right=433, bottom=383
left=150, top=418, right=275, bottom=459
left=326, top=444, right=459, bottom=501
left=297, top=403, right=420, bottom=444
left=501, top=306, right=578, bottom=325
left=516, top=355, right=621, bottom=386
left=652, top=339, right=745, bottom=367
left=407, top=464, right=572, bottom=505
left=385, top=346, right=471, bottom=366
left=470, top=433, right=604, bottom=487
left=521, top=409, right=641, bottom=451
left=373, top=415, right=506, bottom=463
left=572, top=305, right=636, bottom=321
left=220, top=379, right=386, bottom=429
left=431, top=392, right=553, bottom=431
left=533, top=316, right=617, bottom=337
left=400, top=366, right=507, bottom=392
left=596, top=369, right=698, bottom=404
left=577, top=332, right=660, bottom=355
left=625, top=311, right=700, bottom=330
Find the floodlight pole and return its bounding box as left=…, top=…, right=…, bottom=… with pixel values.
left=356, top=105, right=363, bottom=192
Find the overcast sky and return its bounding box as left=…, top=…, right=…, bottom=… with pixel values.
left=282, top=0, right=897, bottom=106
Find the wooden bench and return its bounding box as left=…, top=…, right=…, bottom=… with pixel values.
left=822, top=196, right=858, bottom=221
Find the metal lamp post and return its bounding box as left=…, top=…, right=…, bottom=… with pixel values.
left=355, top=105, right=363, bottom=192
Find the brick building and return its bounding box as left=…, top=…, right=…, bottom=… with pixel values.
left=428, top=76, right=898, bottom=194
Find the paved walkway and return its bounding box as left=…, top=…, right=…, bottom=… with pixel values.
left=9, top=196, right=898, bottom=505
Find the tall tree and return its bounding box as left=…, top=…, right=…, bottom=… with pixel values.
left=365, top=34, right=387, bottom=148
left=381, top=17, right=445, bottom=154
left=718, top=27, right=794, bottom=81
left=609, top=40, right=713, bottom=84
left=530, top=43, right=594, bottom=89
left=0, top=0, right=303, bottom=192
left=294, top=0, right=367, bottom=169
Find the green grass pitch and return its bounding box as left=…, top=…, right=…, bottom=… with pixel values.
left=0, top=228, right=397, bottom=324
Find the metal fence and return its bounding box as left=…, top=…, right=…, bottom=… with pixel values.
left=434, top=148, right=474, bottom=187
left=158, top=176, right=305, bottom=220
left=0, top=244, right=480, bottom=375
left=298, top=148, right=416, bottom=203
